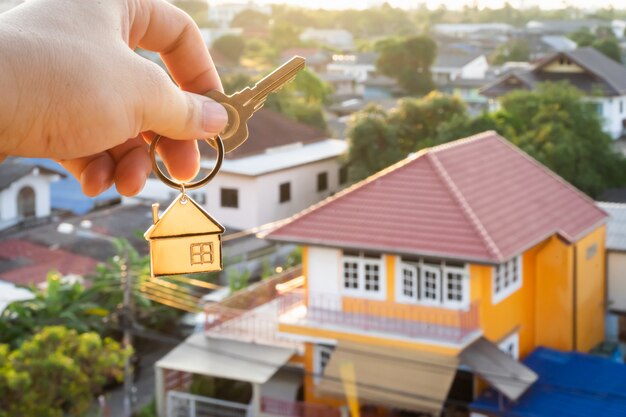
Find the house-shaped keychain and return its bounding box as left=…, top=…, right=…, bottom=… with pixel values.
left=144, top=194, right=225, bottom=277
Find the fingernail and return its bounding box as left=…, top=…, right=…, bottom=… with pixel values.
left=202, top=100, right=228, bottom=134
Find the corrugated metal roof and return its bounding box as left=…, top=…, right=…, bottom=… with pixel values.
left=265, top=132, right=607, bottom=263
left=471, top=347, right=626, bottom=417
left=598, top=202, right=626, bottom=251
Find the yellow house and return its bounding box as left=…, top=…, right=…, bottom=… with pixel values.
left=144, top=194, right=225, bottom=277
left=265, top=132, right=608, bottom=414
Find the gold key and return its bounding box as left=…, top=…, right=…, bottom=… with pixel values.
left=205, top=56, right=305, bottom=152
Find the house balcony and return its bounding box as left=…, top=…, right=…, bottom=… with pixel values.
left=278, top=291, right=481, bottom=347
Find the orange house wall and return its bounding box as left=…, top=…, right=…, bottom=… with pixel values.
left=575, top=225, right=606, bottom=352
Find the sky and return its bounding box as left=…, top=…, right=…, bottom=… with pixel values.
left=235, top=0, right=626, bottom=10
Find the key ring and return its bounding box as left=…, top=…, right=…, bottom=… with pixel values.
left=150, top=135, right=224, bottom=191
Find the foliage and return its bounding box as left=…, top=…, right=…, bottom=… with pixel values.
left=133, top=399, right=157, bottom=417
left=569, top=26, right=622, bottom=62
left=222, top=73, right=253, bottom=94
left=491, top=39, right=530, bottom=65
left=231, top=9, right=270, bottom=29
left=345, top=83, right=626, bottom=197
left=212, top=35, right=245, bottom=64
left=0, top=272, right=108, bottom=348
left=376, top=35, right=437, bottom=96
left=269, top=21, right=303, bottom=53
left=242, top=38, right=279, bottom=67
left=84, top=239, right=185, bottom=337
left=345, top=93, right=467, bottom=181
left=0, top=326, right=130, bottom=417
left=228, top=268, right=251, bottom=292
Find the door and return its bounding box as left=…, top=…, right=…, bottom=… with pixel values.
left=17, top=186, right=36, bottom=219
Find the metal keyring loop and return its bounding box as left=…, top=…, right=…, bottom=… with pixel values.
left=150, top=135, right=224, bottom=191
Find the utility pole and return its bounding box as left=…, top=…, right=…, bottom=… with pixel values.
left=121, top=253, right=134, bottom=417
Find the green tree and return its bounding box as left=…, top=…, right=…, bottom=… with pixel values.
left=491, top=39, right=530, bottom=65
left=0, top=326, right=129, bottom=417
left=592, top=37, right=622, bottom=62
left=345, top=93, right=468, bottom=181
left=376, top=35, right=437, bottom=95
left=0, top=273, right=108, bottom=348
left=569, top=27, right=596, bottom=47
left=231, top=9, right=270, bottom=29
left=213, top=35, right=245, bottom=64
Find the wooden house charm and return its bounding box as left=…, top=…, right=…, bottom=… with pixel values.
left=144, top=194, right=225, bottom=277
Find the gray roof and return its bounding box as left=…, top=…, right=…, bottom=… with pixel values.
left=598, top=202, right=626, bottom=251
left=434, top=52, right=481, bottom=69
left=481, top=47, right=626, bottom=97
left=0, top=161, right=64, bottom=191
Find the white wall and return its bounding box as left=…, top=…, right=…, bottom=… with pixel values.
left=608, top=251, right=626, bottom=312
left=461, top=56, right=489, bottom=80
left=204, top=174, right=260, bottom=230
left=0, top=171, right=56, bottom=229
left=327, top=63, right=375, bottom=83
left=307, top=246, right=341, bottom=310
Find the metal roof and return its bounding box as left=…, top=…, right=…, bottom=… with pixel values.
left=265, top=132, right=607, bottom=263
left=204, top=139, right=347, bottom=177
left=482, top=47, right=626, bottom=97
left=598, top=202, right=626, bottom=251
left=156, top=334, right=294, bottom=384
left=471, top=347, right=626, bottom=417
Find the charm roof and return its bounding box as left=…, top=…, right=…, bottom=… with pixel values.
left=144, top=194, right=224, bottom=239
left=265, top=132, right=607, bottom=263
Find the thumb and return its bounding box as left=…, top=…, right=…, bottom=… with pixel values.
left=136, top=61, right=228, bottom=140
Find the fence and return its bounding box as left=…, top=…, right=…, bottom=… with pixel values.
left=167, top=391, right=251, bottom=417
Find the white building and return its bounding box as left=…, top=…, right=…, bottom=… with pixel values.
left=326, top=52, right=377, bottom=83
left=208, top=2, right=271, bottom=28
left=0, top=161, right=63, bottom=230
left=300, top=29, right=354, bottom=51
left=134, top=109, right=348, bottom=231
left=433, top=23, right=514, bottom=38
left=481, top=47, right=626, bottom=139
left=598, top=202, right=626, bottom=344
left=432, top=53, right=489, bottom=85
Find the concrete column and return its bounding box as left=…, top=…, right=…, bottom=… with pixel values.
left=155, top=365, right=166, bottom=417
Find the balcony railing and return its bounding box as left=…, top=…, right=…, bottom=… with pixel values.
left=260, top=397, right=341, bottom=417
left=278, top=291, right=480, bottom=345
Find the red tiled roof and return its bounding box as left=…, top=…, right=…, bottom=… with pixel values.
left=0, top=240, right=99, bottom=286
left=266, top=132, right=607, bottom=263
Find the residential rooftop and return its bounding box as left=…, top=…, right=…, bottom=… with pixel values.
left=265, top=131, right=606, bottom=264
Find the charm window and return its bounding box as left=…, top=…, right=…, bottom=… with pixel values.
left=190, top=242, right=214, bottom=265
left=397, top=257, right=469, bottom=309
left=341, top=250, right=385, bottom=299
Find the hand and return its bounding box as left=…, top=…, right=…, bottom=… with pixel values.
left=0, top=0, right=228, bottom=196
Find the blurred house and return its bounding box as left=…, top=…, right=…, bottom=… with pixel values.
left=597, top=202, right=626, bottom=345
left=154, top=132, right=609, bottom=417
left=207, top=2, right=270, bottom=28
left=434, top=23, right=515, bottom=39
left=0, top=160, right=63, bottom=230
left=280, top=48, right=330, bottom=73
left=300, top=29, right=354, bottom=51
left=525, top=19, right=604, bottom=35
left=326, top=52, right=377, bottom=83
left=481, top=47, right=626, bottom=139
left=432, top=51, right=489, bottom=85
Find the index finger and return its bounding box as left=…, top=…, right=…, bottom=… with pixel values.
left=131, top=0, right=222, bottom=94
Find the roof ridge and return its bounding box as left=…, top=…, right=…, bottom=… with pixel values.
left=430, top=130, right=497, bottom=153
left=427, top=152, right=503, bottom=261
left=494, top=136, right=608, bottom=239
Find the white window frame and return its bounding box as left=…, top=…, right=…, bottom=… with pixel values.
left=341, top=252, right=386, bottom=300
left=498, top=331, right=520, bottom=360
left=313, top=344, right=334, bottom=385
left=395, top=257, right=470, bottom=310
left=492, top=256, right=522, bottom=305
left=420, top=264, right=442, bottom=306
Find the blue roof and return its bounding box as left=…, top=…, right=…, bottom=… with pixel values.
left=20, top=158, right=120, bottom=214
left=471, top=347, right=626, bottom=417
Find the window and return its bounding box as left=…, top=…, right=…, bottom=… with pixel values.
left=317, top=172, right=328, bottom=192
left=396, top=258, right=469, bottom=309
left=190, top=242, right=213, bottom=265
left=314, top=344, right=335, bottom=384
left=279, top=182, right=291, bottom=203
left=498, top=331, right=520, bottom=360
left=341, top=251, right=385, bottom=299
left=339, top=166, right=348, bottom=185
left=192, top=192, right=206, bottom=205
left=493, top=256, right=522, bottom=304
left=221, top=188, right=238, bottom=208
